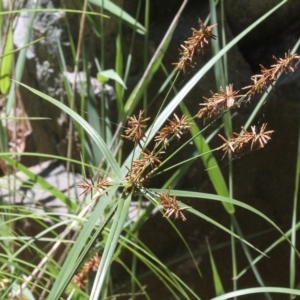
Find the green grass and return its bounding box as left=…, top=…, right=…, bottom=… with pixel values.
left=0, top=0, right=300, bottom=299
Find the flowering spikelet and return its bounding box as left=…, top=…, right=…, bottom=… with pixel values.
left=95, top=175, right=112, bottom=193
left=77, top=174, right=111, bottom=198
left=243, top=50, right=300, bottom=100
left=218, top=123, right=274, bottom=158
left=125, top=159, right=150, bottom=191
left=125, top=147, right=163, bottom=192
left=154, top=114, right=191, bottom=148
left=197, top=84, right=242, bottom=122
left=141, top=147, right=163, bottom=171
left=73, top=253, right=101, bottom=289
left=77, top=177, right=94, bottom=197
left=159, top=188, right=190, bottom=221
left=122, top=110, right=150, bottom=146
left=173, top=19, right=217, bottom=73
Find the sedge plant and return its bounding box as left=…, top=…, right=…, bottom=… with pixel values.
left=1, top=0, right=300, bottom=299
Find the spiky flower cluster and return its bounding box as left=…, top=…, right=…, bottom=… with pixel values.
left=125, top=147, right=163, bottom=191
left=243, top=50, right=300, bottom=100
left=195, top=49, right=300, bottom=154
left=154, top=114, right=191, bottom=148
left=197, top=84, right=242, bottom=123
left=173, top=19, right=217, bottom=73
left=77, top=109, right=191, bottom=220
left=77, top=174, right=112, bottom=198
left=73, top=253, right=101, bottom=289
left=123, top=111, right=191, bottom=192
left=76, top=19, right=300, bottom=223
left=218, top=123, right=274, bottom=159
left=122, top=111, right=191, bottom=219
left=159, top=188, right=190, bottom=221
left=122, top=110, right=150, bottom=146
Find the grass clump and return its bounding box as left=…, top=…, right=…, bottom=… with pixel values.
left=1, top=1, right=300, bottom=299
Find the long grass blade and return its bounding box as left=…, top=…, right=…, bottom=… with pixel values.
left=210, top=287, right=300, bottom=300
left=290, top=122, right=300, bottom=290
left=180, top=102, right=234, bottom=213
left=88, top=0, right=146, bottom=34
left=90, top=193, right=131, bottom=299
left=13, top=81, right=123, bottom=180
left=46, top=186, right=118, bottom=299
left=124, top=0, right=188, bottom=115
left=153, top=189, right=299, bottom=257
left=0, top=22, right=13, bottom=94
left=206, top=237, right=225, bottom=296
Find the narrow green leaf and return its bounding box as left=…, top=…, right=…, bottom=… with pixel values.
left=180, top=102, right=234, bottom=213
left=90, top=194, right=131, bottom=299
left=97, top=68, right=126, bottom=89
left=115, top=33, right=124, bottom=119
left=0, top=37, right=44, bottom=60
left=0, top=8, right=108, bottom=17
left=207, top=238, right=225, bottom=296
left=13, top=81, right=123, bottom=181
left=290, top=122, right=300, bottom=289
left=1, top=155, right=76, bottom=211
left=188, top=206, right=265, bottom=256
left=156, top=189, right=299, bottom=258
left=6, top=1, right=39, bottom=115
left=0, top=120, right=8, bottom=152
left=210, top=287, right=300, bottom=300
left=0, top=23, right=13, bottom=94
left=124, top=29, right=174, bottom=114
left=236, top=221, right=300, bottom=280
left=88, top=0, right=146, bottom=34
left=46, top=188, right=118, bottom=300
left=0, top=0, right=3, bottom=30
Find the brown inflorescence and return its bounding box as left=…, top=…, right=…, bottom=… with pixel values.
left=122, top=110, right=150, bottom=146
left=73, top=253, right=101, bottom=289
left=173, top=19, right=217, bottom=74
left=125, top=147, right=162, bottom=192
left=77, top=174, right=112, bottom=198
left=197, top=84, right=242, bottom=123
left=154, top=113, right=191, bottom=148
left=159, top=188, right=190, bottom=221
left=243, top=50, right=300, bottom=101
left=124, top=112, right=191, bottom=193
left=218, top=123, right=274, bottom=159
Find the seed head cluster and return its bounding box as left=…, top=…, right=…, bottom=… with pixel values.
left=78, top=18, right=300, bottom=225
left=73, top=253, right=101, bottom=289
left=218, top=123, right=274, bottom=159
left=173, top=19, right=217, bottom=74
left=243, top=50, right=300, bottom=100
left=197, top=84, right=242, bottom=123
